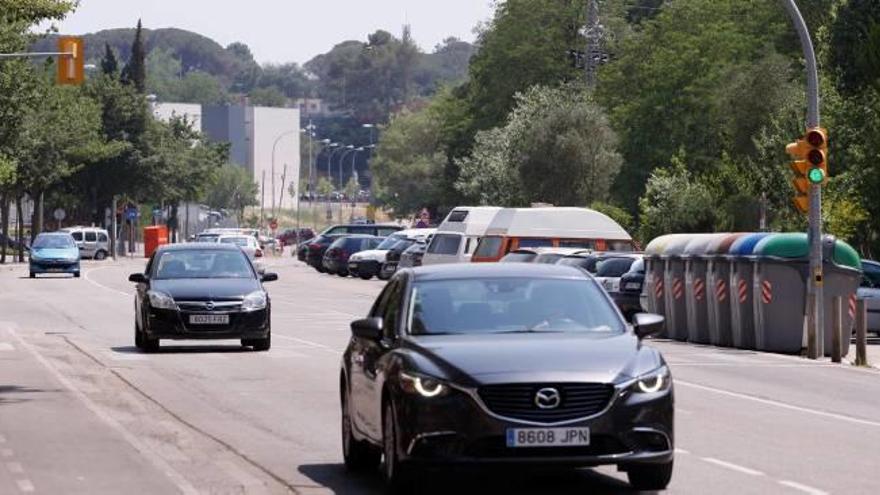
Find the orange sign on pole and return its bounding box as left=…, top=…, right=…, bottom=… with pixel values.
left=57, top=36, right=84, bottom=85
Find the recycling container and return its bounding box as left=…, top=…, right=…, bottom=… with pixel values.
left=144, top=225, right=169, bottom=259
left=819, top=236, right=862, bottom=356
left=752, top=233, right=810, bottom=353
left=662, top=235, right=696, bottom=341
left=643, top=235, right=683, bottom=325
left=728, top=233, right=771, bottom=349
left=706, top=233, right=747, bottom=347
left=684, top=234, right=727, bottom=344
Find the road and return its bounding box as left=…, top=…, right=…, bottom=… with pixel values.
left=0, top=256, right=878, bottom=494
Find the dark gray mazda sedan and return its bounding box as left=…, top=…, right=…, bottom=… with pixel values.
left=340, top=263, right=673, bottom=492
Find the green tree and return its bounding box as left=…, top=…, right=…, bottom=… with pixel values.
left=205, top=164, right=258, bottom=223
left=638, top=157, right=717, bottom=243
left=249, top=86, right=286, bottom=107
left=830, top=0, right=880, bottom=94
left=101, top=42, right=119, bottom=76
left=122, top=19, right=147, bottom=93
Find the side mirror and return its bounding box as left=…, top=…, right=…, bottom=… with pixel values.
left=632, top=313, right=665, bottom=339
left=261, top=272, right=278, bottom=283
left=351, top=317, right=383, bottom=340
left=128, top=273, right=148, bottom=284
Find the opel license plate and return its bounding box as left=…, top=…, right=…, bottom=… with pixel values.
left=506, top=427, right=590, bottom=448
left=189, top=314, right=229, bottom=325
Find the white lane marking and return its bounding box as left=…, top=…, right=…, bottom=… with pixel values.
left=701, top=457, right=765, bottom=476
left=677, top=380, right=880, bottom=429
left=778, top=480, right=829, bottom=495
left=15, top=479, right=34, bottom=492
left=6, top=326, right=200, bottom=495
left=0, top=343, right=14, bottom=351
left=6, top=462, right=23, bottom=474
left=83, top=266, right=133, bottom=297
left=677, top=408, right=694, bottom=415
left=674, top=448, right=690, bottom=455
left=273, top=334, right=342, bottom=353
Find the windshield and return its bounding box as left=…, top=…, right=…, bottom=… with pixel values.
left=501, top=252, right=537, bottom=263
left=220, top=237, right=250, bottom=247
left=596, top=257, right=636, bottom=277
left=558, top=256, right=601, bottom=274
left=535, top=253, right=565, bottom=264
left=153, top=250, right=254, bottom=280
left=195, top=234, right=220, bottom=243
left=474, top=236, right=503, bottom=258
left=377, top=235, right=405, bottom=250
left=428, top=233, right=462, bottom=255
left=33, top=235, right=75, bottom=249
left=409, top=278, right=624, bottom=336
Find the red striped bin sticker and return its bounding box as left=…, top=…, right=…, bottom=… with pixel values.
left=716, top=279, right=727, bottom=302
left=761, top=280, right=773, bottom=305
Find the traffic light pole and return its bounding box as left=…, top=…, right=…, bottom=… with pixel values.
left=781, top=0, right=824, bottom=358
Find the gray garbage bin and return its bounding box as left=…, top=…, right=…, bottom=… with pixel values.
left=728, top=233, right=771, bottom=349
left=643, top=235, right=683, bottom=332
left=820, top=236, right=862, bottom=356
left=706, top=233, right=746, bottom=347
left=752, top=234, right=810, bottom=353
left=684, top=234, right=726, bottom=344
left=663, top=236, right=695, bottom=341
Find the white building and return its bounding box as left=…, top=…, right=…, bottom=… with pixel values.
left=151, top=102, right=202, bottom=131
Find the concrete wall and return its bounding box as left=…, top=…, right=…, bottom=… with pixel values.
left=202, top=105, right=249, bottom=169
left=251, top=106, right=301, bottom=212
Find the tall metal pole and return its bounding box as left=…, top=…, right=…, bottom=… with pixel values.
left=584, top=0, right=600, bottom=89
left=111, top=196, right=118, bottom=261
left=780, top=0, right=823, bottom=358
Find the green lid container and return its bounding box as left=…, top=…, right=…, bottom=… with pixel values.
left=753, top=233, right=861, bottom=269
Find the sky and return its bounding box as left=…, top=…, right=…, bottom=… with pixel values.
left=47, top=0, right=496, bottom=64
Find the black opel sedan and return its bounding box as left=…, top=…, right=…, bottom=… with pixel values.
left=129, top=244, right=277, bottom=352
left=340, top=263, right=673, bottom=492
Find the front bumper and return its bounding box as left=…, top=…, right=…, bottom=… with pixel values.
left=323, top=258, right=347, bottom=273
left=145, top=307, right=270, bottom=340
left=30, top=260, right=80, bottom=274
left=381, top=261, right=399, bottom=278
left=349, top=259, right=380, bottom=277
left=394, top=382, right=673, bottom=468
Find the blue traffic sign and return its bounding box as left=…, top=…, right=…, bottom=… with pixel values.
left=125, top=207, right=139, bottom=221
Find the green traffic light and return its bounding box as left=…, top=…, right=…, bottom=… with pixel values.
left=808, top=168, right=825, bottom=184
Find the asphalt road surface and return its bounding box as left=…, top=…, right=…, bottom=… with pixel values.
left=0, top=256, right=878, bottom=494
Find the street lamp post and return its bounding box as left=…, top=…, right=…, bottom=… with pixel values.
left=362, top=123, right=376, bottom=146
left=271, top=129, right=299, bottom=218
left=325, top=144, right=347, bottom=223
left=337, top=145, right=356, bottom=223
left=348, top=147, right=366, bottom=221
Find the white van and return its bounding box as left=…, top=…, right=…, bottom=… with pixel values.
left=422, top=207, right=503, bottom=266
left=62, top=226, right=110, bottom=260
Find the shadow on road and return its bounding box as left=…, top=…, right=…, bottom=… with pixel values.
left=0, top=384, right=59, bottom=405
left=298, top=463, right=642, bottom=495
left=110, top=345, right=256, bottom=355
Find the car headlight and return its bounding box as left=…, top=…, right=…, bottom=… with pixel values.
left=399, top=371, right=449, bottom=398
left=632, top=366, right=671, bottom=394
left=241, top=291, right=267, bottom=312
left=148, top=291, right=177, bottom=310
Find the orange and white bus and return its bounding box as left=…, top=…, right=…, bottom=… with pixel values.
left=470, top=207, right=635, bottom=263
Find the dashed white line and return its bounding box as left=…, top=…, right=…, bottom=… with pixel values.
left=677, top=380, right=880, bottom=429
left=778, top=480, right=829, bottom=495
left=273, top=334, right=342, bottom=353
left=15, top=479, right=34, bottom=493
left=701, top=457, right=765, bottom=476
left=674, top=448, right=690, bottom=455
left=82, top=266, right=133, bottom=297
left=0, top=343, right=14, bottom=351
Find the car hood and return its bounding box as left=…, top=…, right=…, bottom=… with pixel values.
left=403, top=332, right=659, bottom=386
left=349, top=249, right=389, bottom=262
left=151, top=278, right=261, bottom=301
left=32, top=248, right=78, bottom=259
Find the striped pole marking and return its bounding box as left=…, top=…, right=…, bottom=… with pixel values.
left=694, top=278, right=706, bottom=301
left=761, top=280, right=773, bottom=305
left=737, top=279, right=748, bottom=303
left=673, top=278, right=684, bottom=300
left=848, top=294, right=857, bottom=320
left=654, top=275, right=665, bottom=299
left=716, top=279, right=728, bottom=302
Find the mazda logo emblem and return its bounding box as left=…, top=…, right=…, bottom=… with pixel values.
left=534, top=388, right=561, bottom=410
left=205, top=302, right=215, bottom=311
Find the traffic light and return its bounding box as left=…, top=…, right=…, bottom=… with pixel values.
left=785, top=127, right=828, bottom=214
left=57, top=36, right=84, bottom=86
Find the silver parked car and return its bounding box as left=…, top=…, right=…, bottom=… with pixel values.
left=62, top=227, right=110, bottom=260
left=857, top=260, right=880, bottom=335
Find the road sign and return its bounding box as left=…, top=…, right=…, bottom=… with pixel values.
left=53, top=208, right=66, bottom=221
left=125, top=207, right=139, bottom=221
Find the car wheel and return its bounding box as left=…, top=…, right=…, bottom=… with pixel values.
left=94, top=250, right=107, bottom=261
left=383, top=401, right=415, bottom=493
left=142, top=333, right=160, bottom=353
left=74, top=272, right=81, bottom=278
left=245, top=331, right=271, bottom=352
left=29, top=272, right=35, bottom=279
left=626, top=460, right=674, bottom=491
left=337, top=270, right=349, bottom=277
left=134, top=322, right=144, bottom=349
left=342, top=388, right=380, bottom=471
left=378, top=271, right=391, bottom=281
left=359, top=273, right=373, bottom=280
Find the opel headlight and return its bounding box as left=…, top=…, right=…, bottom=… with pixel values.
left=148, top=291, right=177, bottom=310
left=399, top=371, right=448, bottom=398
left=633, top=366, right=671, bottom=394
left=241, top=291, right=267, bottom=312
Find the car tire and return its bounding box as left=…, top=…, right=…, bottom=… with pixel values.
left=337, top=270, right=349, bottom=277
left=378, top=271, right=391, bottom=281
left=142, top=335, right=160, bottom=353
left=134, top=322, right=144, bottom=349
left=359, top=273, right=373, bottom=281
left=626, top=460, right=674, bottom=491
left=245, top=331, right=271, bottom=352
left=29, top=272, right=35, bottom=279
left=383, top=401, right=415, bottom=494
left=342, top=389, right=381, bottom=472
left=74, top=272, right=81, bottom=278
left=94, top=250, right=107, bottom=261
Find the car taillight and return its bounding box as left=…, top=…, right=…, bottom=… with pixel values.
left=309, top=243, right=321, bottom=250
left=255, top=249, right=263, bottom=258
